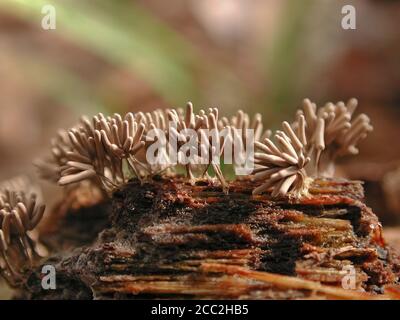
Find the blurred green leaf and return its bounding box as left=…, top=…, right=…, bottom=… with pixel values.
left=1, top=0, right=201, bottom=104
left=263, top=0, right=314, bottom=117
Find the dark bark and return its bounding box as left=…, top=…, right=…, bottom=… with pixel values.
left=19, top=177, right=400, bottom=299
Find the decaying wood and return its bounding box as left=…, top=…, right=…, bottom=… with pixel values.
left=19, top=177, right=400, bottom=299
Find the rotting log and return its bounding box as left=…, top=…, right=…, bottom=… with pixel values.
left=19, top=177, right=400, bottom=300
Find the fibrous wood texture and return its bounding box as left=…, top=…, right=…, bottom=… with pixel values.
left=21, top=177, right=400, bottom=299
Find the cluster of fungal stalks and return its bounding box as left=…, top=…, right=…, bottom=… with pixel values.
left=296, top=98, right=373, bottom=177
left=252, top=120, right=311, bottom=197
left=36, top=98, right=372, bottom=199
left=252, top=98, right=373, bottom=197
left=221, top=110, right=271, bottom=175
left=166, top=103, right=229, bottom=190
left=36, top=113, right=146, bottom=193
left=36, top=103, right=233, bottom=193
left=0, top=177, right=45, bottom=286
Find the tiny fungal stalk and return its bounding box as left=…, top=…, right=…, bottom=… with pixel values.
left=0, top=177, right=45, bottom=286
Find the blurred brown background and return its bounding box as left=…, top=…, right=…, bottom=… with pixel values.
left=0, top=1, right=400, bottom=289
